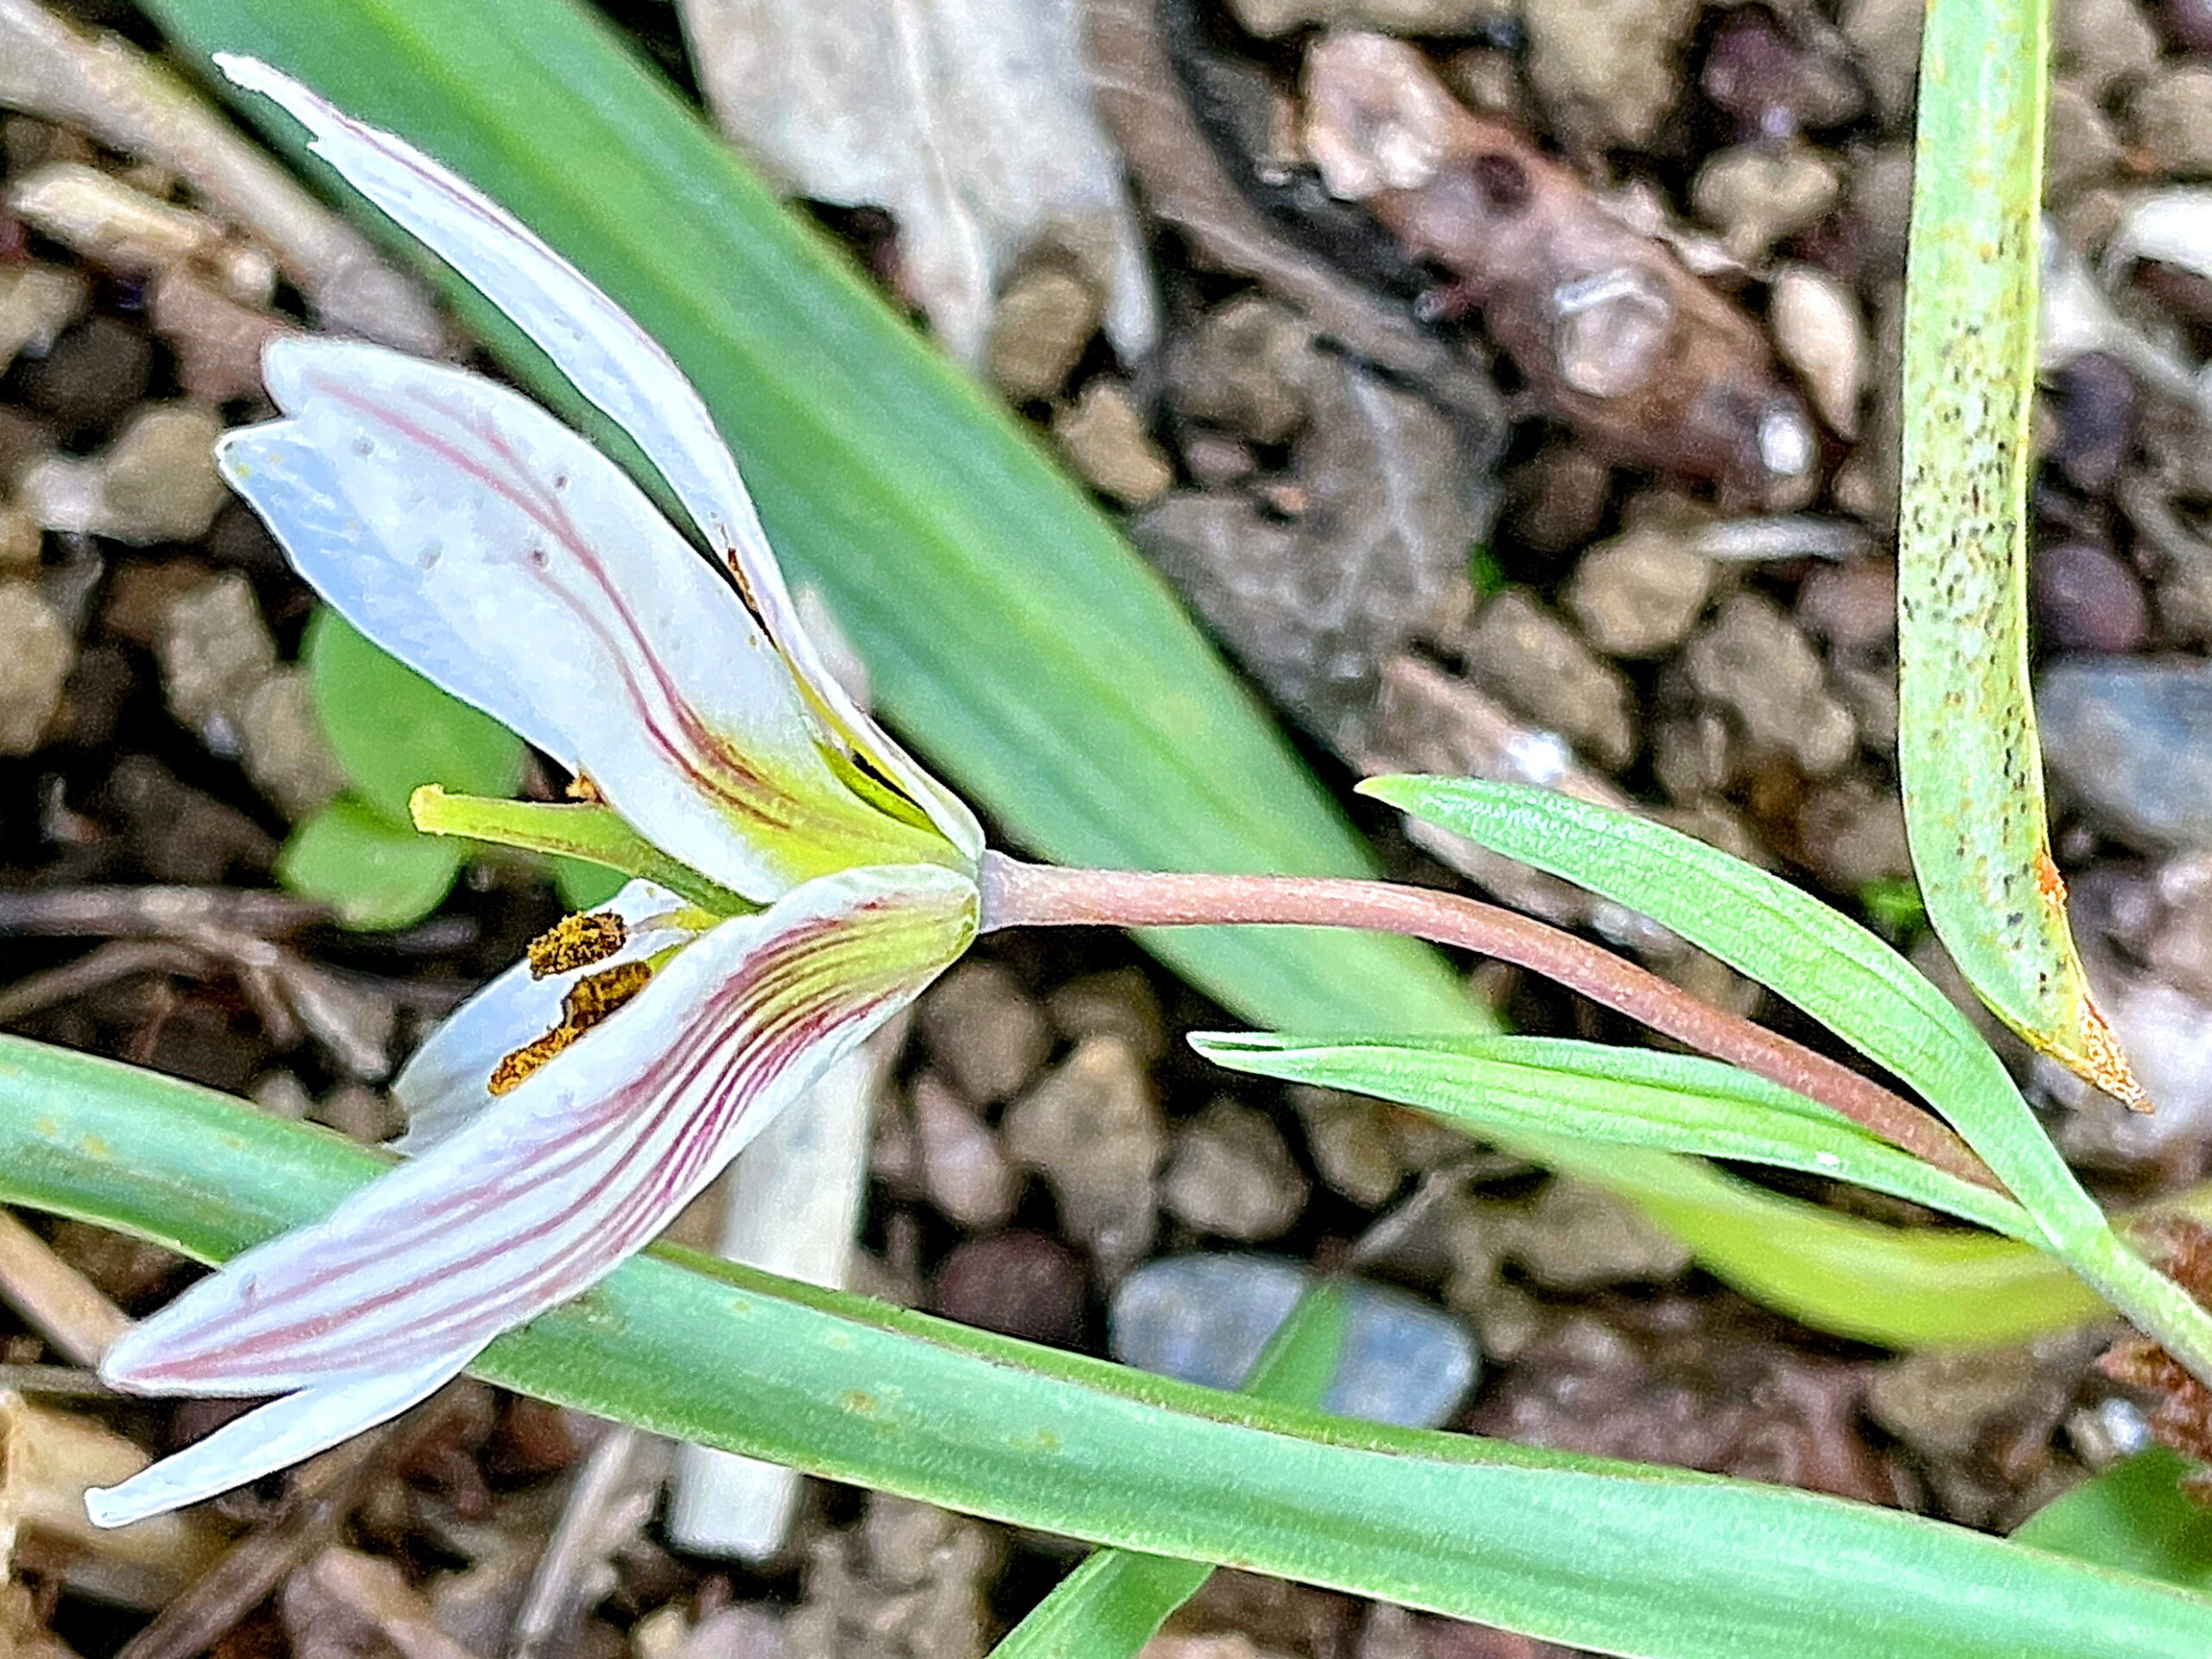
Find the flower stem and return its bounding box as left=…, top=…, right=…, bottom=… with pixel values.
left=980, top=854, right=1997, bottom=1193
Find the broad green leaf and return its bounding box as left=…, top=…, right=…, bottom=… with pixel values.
left=276, top=795, right=461, bottom=928
left=1362, top=778, right=2106, bottom=1245
left=126, top=0, right=2134, bottom=1344
left=990, top=1287, right=1351, bottom=1659
left=2014, top=1451, right=2212, bottom=1594
left=1193, top=1033, right=2037, bottom=1242
left=303, top=609, right=524, bottom=826
left=1899, top=0, right=2141, bottom=1107
left=8, top=1036, right=2212, bottom=1659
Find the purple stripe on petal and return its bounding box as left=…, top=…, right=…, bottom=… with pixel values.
left=100, top=867, right=976, bottom=1406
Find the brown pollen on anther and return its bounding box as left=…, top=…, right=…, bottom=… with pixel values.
left=526, top=910, right=629, bottom=979
left=561, top=960, right=653, bottom=1027
left=488, top=961, right=656, bottom=1096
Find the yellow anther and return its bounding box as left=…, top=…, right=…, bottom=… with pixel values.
left=526, top=910, right=629, bottom=979
left=488, top=1028, right=576, bottom=1096
left=560, top=960, right=653, bottom=1028
left=566, top=771, right=607, bottom=804
left=488, top=961, right=655, bottom=1096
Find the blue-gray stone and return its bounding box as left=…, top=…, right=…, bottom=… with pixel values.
left=1108, top=1253, right=1478, bottom=1429
left=2039, top=657, right=2212, bottom=850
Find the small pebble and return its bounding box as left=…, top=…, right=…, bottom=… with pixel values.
left=920, top=961, right=1053, bottom=1105
left=1563, top=522, right=1715, bottom=658
left=2044, top=82, right=2124, bottom=202
left=155, top=571, right=275, bottom=739
left=1768, top=264, right=1864, bottom=438
left=0, top=499, right=41, bottom=569
left=1462, top=590, right=1637, bottom=768
left=1795, top=776, right=1912, bottom=890
left=1046, top=967, right=1166, bottom=1064
left=0, top=263, right=89, bottom=376
left=1523, top=0, right=1705, bottom=148
left=2039, top=657, right=2212, bottom=849
left=1160, top=1098, right=1309, bottom=1243
left=910, top=1072, right=1019, bottom=1230
left=1840, top=0, right=1926, bottom=124
left=95, top=404, right=230, bottom=544
left=2047, top=353, right=2137, bottom=493
left=1504, top=1179, right=1693, bottom=1292
left=931, top=1230, right=1086, bottom=1346
left=1109, top=1254, right=1479, bottom=1428
left=19, top=315, right=153, bottom=430
left=2054, top=0, right=2159, bottom=103
left=1866, top=1345, right=2044, bottom=1461
left=1291, top=1087, right=1405, bottom=1209
left=985, top=265, right=1101, bottom=404
left=1685, top=593, right=1857, bottom=775
left=152, top=270, right=289, bottom=404
left=7, top=162, right=215, bottom=272
left=1168, top=296, right=1313, bottom=445
left=2131, top=63, right=2212, bottom=178
left=0, top=582, right=75, bottom=754
left=234, top=667, right=346, bottom=821
left=1700, top=10, right=1863, bottom=137
left=1003, top=1035, right=1165, bottom=1274
left=2032, top=540, right=2150, bottom=653
left=1054, top=379, right=1173, bottom=507
left=1690, top=143, right=1842, bottom=262
left=2169, top=0, right=2212, bottom=51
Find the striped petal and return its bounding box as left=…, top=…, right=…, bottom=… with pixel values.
left=215, top=54, right=981, bottom=864
left=91, top=864, right=977, bottom=1521
left=391, top=879, right=703, bottom=1154
left=221, top=339, right=958, bottom=898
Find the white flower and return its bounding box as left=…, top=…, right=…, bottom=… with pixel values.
left=87, top=56, right=985, bottom=1528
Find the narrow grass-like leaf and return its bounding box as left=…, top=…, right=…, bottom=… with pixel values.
left=7, top=1036, right=2212, bottom=1659
left=989, top=1287, right=1350, bottom=1659
left=2013, top=1451, right=2212, bottom=1594
left=1194, top=1033, right=2037, bottom=1242
left=276, top=796, right=461, bottom=929
left=1361, top=778, right=2106, bottom=1244
left=304, top=610, right=523, bottom=825
left=1899, top=0, right=2141, bottom=1106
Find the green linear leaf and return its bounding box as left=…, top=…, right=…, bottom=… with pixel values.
left=1362, top=777, right=2107, bottom=1245
left=1899, top=0, right=2140, bottom=1106
left=6, top=1035, right=2211, bottom=1659
left=1193, top=1033, right=2037, bottom=1242
left=989, top=1287, right=1351, bottom=1659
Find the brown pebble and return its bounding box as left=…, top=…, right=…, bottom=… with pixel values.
left=2033, top=540, right=2150, bottom=653
left=19, top=314, right=152, bottom=432
left=931, top=1230, right=1087, bottom=1345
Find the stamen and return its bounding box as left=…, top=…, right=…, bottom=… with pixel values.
left=566, top=771, right=607, bottom=804
left=526, top=910, right=629, bottom=979
left=489, top=961, right=656, bottom=1096
left=489, top=1029, right=576, bottom=1096
left=560, top=961, right=653, bottom=1028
